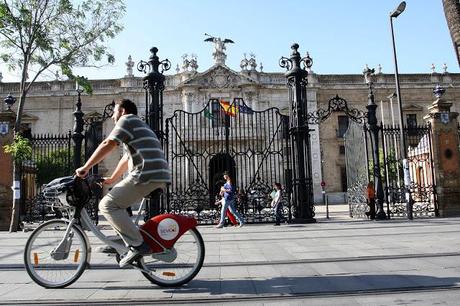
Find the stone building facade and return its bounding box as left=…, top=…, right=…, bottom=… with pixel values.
left=1, top=50, right=459, bottom=203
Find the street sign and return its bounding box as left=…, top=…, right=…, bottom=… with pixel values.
left=320, top=181, right=325, bottom=187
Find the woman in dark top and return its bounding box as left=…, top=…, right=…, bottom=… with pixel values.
left=216, top=171, right=245, bottom=228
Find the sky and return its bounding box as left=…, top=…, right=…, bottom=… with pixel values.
left=1, top=0, right=458, bottom=82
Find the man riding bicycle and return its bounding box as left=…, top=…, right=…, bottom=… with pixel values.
left=75, top=98, right=171, bottom=267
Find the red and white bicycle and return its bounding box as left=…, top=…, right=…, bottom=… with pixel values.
left=24, top=175, right=205, bottom=288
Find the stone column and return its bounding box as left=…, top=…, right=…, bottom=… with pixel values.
left=424, top=85, right=460, bottom=217
left=306, top=90, right=323, bottom=203
left=0, top=111, right=16, bottom=230
left=181, top=91, right=195, bottom=113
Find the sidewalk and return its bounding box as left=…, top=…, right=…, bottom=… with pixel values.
left=1, top=208, right=460, bottom=305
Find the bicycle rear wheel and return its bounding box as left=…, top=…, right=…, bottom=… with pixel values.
left=139, top=228, right=205, bottom=287
left=24, top=219, right=88, bottom=288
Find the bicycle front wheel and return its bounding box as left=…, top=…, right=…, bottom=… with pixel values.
left=24, top=219, right=88, bottom=288
left=139, top=228, right=205, bottom=287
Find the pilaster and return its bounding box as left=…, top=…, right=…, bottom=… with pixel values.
left=0, top=110, right=16, bottom=230
left=424, top=85, right=460, bottom=217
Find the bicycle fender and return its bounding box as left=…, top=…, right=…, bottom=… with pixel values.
left=140, top=214, right=197, bottom=253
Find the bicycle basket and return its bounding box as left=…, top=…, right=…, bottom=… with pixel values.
left=66, top=177, right=92, bottom=208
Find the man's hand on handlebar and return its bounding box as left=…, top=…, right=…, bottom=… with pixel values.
left=75, top=167, right=89, bottom=178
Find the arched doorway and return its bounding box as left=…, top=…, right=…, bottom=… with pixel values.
left=209, top=153, right=236, bottom=206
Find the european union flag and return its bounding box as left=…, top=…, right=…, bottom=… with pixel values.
left=238, top=104, right=254, bottom=114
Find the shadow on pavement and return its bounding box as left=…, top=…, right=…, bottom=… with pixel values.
left=99, top=274, right=460, bottom=295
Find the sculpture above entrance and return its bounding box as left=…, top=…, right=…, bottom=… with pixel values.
left=204, top=33, right=234, bottom=65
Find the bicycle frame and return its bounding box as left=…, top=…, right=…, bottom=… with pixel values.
left=60, top=198, right=168, bottom=261
left=80, top=209, right=128, bottom=255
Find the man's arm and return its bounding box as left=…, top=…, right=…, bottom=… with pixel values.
left=75, top=138, right=118, bottom=177
left=103, top=154, right=129, bottom=185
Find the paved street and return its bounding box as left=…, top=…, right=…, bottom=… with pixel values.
left=1, top=205, right=460, bottom=305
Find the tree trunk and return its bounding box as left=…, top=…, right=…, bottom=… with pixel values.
left=8, top=162, right=21, bottom=232
left=9, top=62, right=28, bottom=232
left=443, top=0, right=460, bottom=66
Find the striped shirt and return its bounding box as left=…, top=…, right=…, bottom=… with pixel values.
left=108, top=114, right=171, bottom=184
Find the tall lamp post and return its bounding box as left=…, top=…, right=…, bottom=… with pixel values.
left=390, top=1, right=413, bottom=219
left=4, top=94, right=16, bottom=111
left=363, top=66, right=386, bottom=220
left=73, top=80, right=85, bottom=169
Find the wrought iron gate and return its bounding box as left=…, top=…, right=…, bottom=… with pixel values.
left=307, top=95, right=368, bottom=218
left=84, top=100, right=115, bottom=173
left=344, top=121, right=369, bottom=218
left=165, top=98, right=291, bottom=223
left=381, top=124, right=437, bottom=218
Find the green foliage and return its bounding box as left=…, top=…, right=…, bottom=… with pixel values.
left=3, top=135, right=32, bottom=161
left=367, top=148, right=403, bottom=184
left=0, top=0, right=125, bottom=122
left=35, top=148, right=73, bottom=186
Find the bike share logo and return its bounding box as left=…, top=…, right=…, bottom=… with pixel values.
left=157, top=218, right=179, bottom=240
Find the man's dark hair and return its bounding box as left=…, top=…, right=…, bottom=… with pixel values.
left=274, top=182, right=282, bottom=189
left=116, top=98, right=138, bottom=115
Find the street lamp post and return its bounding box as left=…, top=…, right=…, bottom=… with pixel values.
left=363, top=66, right=386, bottom=220
left=390, top=1, right=414, bottom=220
left=73, top=80, right=85, bottom=169
left=4, top=94, right=16, bottom=111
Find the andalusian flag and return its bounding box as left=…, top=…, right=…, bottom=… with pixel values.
left=203, top=109, right=214, bottom=120
left=219, top=100, right=237, bottom=117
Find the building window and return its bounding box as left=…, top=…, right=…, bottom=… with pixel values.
left=406, top=114, right=417, bottom=128
left=340, top=167, right=347, bottom=192
left=337, top=115, right=349, bottom=138
left=339, top=145, right=345, bottom=155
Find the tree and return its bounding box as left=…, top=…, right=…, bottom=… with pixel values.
left=0, top=0, right=125, bottom=231
left=442, top=0, right=460, bottom=66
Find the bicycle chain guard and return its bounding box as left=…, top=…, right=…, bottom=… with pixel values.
left=140, top=214, right=197, bottom=253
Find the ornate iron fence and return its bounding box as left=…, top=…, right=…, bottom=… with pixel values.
left=380, top=124, right=437, bottom=218
left=20, top=132, right=73, bottom=223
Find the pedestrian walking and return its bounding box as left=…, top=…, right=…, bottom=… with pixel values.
left=271, top=182, right=286, bottom=225
left=214, top=191, right=238, bottom=226
left=215, top=171, right=245, bottom=228
left=366, top=181, right=376, bottom=220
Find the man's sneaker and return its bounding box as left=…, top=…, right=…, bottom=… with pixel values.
left=238, top=222, right=244, bottom=228
left=119, top=242, right=151, bottom=268
left=215, top=223, right=224, bottom=229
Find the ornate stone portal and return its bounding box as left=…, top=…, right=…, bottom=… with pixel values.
left=424, top=85, right=460, bottom=217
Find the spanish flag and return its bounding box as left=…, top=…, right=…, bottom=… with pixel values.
left=219, top=100, right=237, bottom=117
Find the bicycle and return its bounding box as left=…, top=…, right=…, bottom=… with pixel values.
left=24, top=175, right=205, bottom=288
